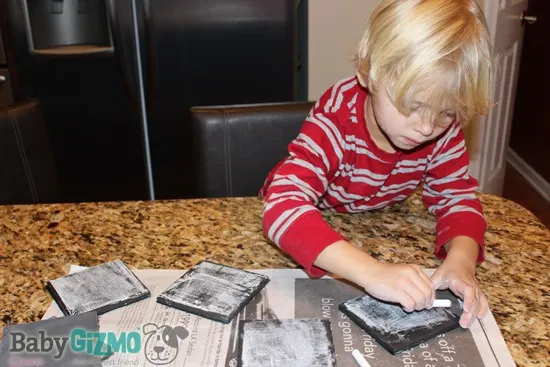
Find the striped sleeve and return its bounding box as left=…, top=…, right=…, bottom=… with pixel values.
left=260, top=107, right=348, bottom=277
left=422, top=124, right=487, bottom=263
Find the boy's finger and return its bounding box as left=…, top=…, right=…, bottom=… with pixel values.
left=460, top=311, right=473, bottom=328
left=414, top=266, right=435, bottom=290
left=398, top=291, right=416, bottom=313
left=459, top=282, right=476, bottom=312
left=430, top=268, right=450, bottom=291
left=457, top=283, right=478, bottom=328
left=474, top=288, right=488, bottom=319
left=468, top=288, right=480, bottom=325
left=418, top=276, right=436, bottom=309
left=404, top=280, right=432, bottom=311
left=478, top=292, right=489, bottom=318
left=410, top=266, right=436, bottom=307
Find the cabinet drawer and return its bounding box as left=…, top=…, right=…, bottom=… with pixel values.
left=0, top=69, right=14, bottom=109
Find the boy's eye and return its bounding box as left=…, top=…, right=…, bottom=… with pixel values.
left=441, top=110, right=457, bottom=119
left=436, top=110, right=457, bottom=126
left=410, top=102, right=423, bottom=112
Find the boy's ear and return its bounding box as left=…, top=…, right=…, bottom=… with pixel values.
left=355, top=70, right=368, bottom=88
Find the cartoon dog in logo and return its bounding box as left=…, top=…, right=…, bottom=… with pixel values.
left=143, top=323, right=189, bottom=365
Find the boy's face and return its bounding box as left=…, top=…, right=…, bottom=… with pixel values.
left=361, top=77, right=456, bottom=152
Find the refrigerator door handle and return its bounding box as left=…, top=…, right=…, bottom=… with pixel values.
left=105, top=0, right=156, bottom=200
left=105, top=0, right=139, bottom=105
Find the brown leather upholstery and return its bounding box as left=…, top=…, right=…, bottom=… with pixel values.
left=190, top=102, right=314, bottom=198
left=0, top=99, right=60, bottom=204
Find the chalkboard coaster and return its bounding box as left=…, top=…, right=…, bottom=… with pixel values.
left=339, top=290, right=462, bottom=354
left=238, top=319, right=336, bottom=367
left=0, top=312, right=102, bottom=367
left=157, top=261, right=270, bottom=324
left=46, top=259, right=151, bottom=316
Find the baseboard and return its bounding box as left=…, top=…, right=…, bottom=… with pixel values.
left=508, top=149, right=550, bottom=203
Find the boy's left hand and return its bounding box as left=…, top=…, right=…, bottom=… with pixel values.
left=431, top=256, right=488, bottom=328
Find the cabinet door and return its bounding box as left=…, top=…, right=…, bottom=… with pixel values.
left=0, top=69, right=14, bottom=108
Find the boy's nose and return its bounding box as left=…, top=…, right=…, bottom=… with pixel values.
left=414, top=119, right=434, bottom=137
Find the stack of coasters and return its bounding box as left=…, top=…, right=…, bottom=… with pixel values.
left=0, top=312, right=102, bottom=367
left=46, top=259, right=151, bottom=316
left=237, top=319, right=336, bottom=367
left=339, top=290, right=462, bottom=354
left=157, top=260, right=269, bottom=323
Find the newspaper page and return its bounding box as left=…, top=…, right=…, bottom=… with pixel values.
left=41, top=267, right=516, bottom=367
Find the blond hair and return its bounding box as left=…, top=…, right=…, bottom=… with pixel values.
left=354, top=0, right=493, bottom=124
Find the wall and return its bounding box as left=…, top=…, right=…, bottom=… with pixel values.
left=307, top=0, right=377, bottom=100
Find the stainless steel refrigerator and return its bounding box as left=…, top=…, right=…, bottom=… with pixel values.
left=2, top=0, right=304, bottom=202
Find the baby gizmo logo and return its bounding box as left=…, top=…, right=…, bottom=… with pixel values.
left=8, top=328, right=141, bottom=358
left=8, top=323, right=188, bottom=365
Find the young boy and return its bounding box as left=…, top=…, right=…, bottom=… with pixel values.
left=260, top=0, right=493, bottom=329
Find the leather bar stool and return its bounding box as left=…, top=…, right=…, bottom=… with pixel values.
left=0, top=99, right=61, bottom=204
left=190, top=101, right=314, bottom=198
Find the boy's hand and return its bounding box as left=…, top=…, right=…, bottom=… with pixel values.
left=431, top=236, right=488, bottom=328
left=314, top=240, right=435, bottom=312
left=431, top=260, right=488, bottom=328
left=362, top=262, right=436, bottom=312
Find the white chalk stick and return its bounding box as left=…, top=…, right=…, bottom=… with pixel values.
left=432, top=299, right=452, bottom=308
left=352, top=349, right=373, bottom=367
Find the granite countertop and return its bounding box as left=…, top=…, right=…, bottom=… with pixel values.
left=0, top=191, right=548, bottom=366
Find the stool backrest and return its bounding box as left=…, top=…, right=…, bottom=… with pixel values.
left=0, top=99, right=60, bottom=204
left=190, top=102, right=314, bottom=198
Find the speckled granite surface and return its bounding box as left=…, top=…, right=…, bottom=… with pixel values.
left=0, top=191, right=548, bottom=366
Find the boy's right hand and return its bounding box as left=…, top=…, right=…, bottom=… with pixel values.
left=314, top=240, right=436, bottom=312
left=361, top=262, right=436, bottom=312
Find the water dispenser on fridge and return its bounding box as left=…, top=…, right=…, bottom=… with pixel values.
left=24, top=0, right=113, bottom=54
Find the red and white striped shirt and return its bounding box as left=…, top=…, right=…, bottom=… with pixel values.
left=260, top=76, right=486, bottom=277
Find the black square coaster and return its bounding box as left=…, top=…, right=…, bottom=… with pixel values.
left=157, top=261, right=270, bottom=324
left=237, top=318, right=336, bottom=367
left=339, top=290, right=462, bottom=354
left=0, top=312, right=102, bottom=367
left=46, top=259, right=151, bottom=316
